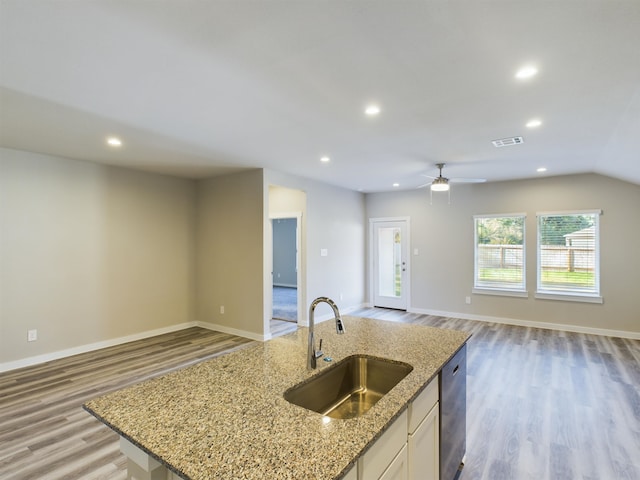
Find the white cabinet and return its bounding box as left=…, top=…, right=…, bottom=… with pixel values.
left=343, top=465, right=358, bottom=480
left=358, top=410, right=407, bottom=480
left=353, top=378, right=439, bottom=480
left=408, top=402, right=439, bottom=480
left=379, top=444, right=408, bottom=480
left=407, top=379, right=439, bottom=480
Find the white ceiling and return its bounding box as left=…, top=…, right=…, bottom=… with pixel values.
left=1, top=1, right=639, bottom=192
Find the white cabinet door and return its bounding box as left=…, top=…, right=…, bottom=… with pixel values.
left=343, top=465, right=358, bottom=480
left=379, top=444, right=408, bottom=480
left=407, top=403, right=439, bottom=480
left=359, top=411, right=407, bottom=480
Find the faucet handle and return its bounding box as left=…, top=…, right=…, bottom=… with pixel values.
left=315, top=338, right=324, bottom=358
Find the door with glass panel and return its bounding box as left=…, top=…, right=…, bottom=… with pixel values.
left=372, top=219, right=409, bottom=310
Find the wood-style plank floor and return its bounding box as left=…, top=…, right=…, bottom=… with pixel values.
left=1, top=313, right=639, bottom=479
left=350, top=307, right=640, bottom=480
left=0, top=328, right=254, bottom=480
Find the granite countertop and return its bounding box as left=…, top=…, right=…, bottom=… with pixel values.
left=83, top=316, right=470, bottom=480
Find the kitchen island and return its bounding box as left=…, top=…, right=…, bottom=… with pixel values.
left=83, top=316, right=470, bottom=480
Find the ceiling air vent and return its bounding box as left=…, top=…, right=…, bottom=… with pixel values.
left=492, top=136, right=524, bottom=148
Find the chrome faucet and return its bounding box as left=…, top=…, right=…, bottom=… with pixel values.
left=308, top=297, right=345, bottom=369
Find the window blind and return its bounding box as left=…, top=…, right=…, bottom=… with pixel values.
left=537, top=211, right=600, bottom=296
left=474, top=214, right=526, bottom=292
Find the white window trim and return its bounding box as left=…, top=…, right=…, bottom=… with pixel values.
left=536, top=209, right=602, bottom=302
left=473, top=213, right=527, bottom=295
left=473, top=287, right=529, bottom=298
left=534, top=291, right=603, bottom=304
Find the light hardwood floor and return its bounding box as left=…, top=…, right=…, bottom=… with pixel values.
left=0, top=329, right=254, bottom=480
left=1, top=312, right=639, bottom=480
left=350, top=307, right=640, bottom=480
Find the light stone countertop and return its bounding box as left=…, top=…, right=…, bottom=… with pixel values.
left=83, top=316, right=470, bottom=480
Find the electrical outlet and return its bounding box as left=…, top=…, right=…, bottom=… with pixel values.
left=465, top=296, right=471, bottom=305
left=28, top=329, right=38, bottom=342
left=220, top=305, right=225, bottom=314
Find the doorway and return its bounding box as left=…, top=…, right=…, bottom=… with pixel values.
left=267, top=185, right=306, bottom=338
left=370, top=218, right=410, bottom=310
left=272, top=217, right=299, bottom=323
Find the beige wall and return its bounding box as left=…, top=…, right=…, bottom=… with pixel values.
left=265, top=170, right=367, bottom=323
left=13, top=147, right=631, bottom=366
left=195, top=169, right=265, bottom=338
left=0, top=149, right=367, bottom=367
left=0, top=148, right=196, bottom=365
left=366, top=173, right=640, bottom=335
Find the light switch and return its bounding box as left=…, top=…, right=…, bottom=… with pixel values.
left=320, top=249, right=328, bottom=257
left=414, top=248, right=419, bottom=255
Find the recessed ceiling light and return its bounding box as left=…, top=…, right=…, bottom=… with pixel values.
left=107, top=137, right=122, bottom=147
left=537, top=167, right=547, bottom=173
left=320, top=156, right=330, bottom=163
left=526, top=119, right=542, bottom=128
left=515, top=65, right=538, bottom=80
left=365, top=105, right=381, bottom=116
left=393, top=183, right=399, bottom=187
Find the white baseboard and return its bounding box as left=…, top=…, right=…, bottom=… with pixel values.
left=407, top=307, right=640, bottom=340
left=8, top=302, right=628, bottom=373
left=343, top=303, right=368, bottom=315
left=0, top=322, right=198, bottom=373
left=0, top=307, right=364, bottom=373
left=196, top=321, right=267, bottom=342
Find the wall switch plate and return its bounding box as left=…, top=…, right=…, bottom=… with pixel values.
left=220, top=306, right=225, bottom=314
left=320, top=249, right=328, bottom=257
left=414, top=248, right=419, bottom=255
left=28, top=329, right=38, bottom=342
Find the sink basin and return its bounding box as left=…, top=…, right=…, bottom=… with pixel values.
left=284, top=355, right=413, bottom=419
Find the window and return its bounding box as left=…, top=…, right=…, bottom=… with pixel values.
left=537, top=210, right=601, bottom=302
left=474, top=214, right=526, bottom=295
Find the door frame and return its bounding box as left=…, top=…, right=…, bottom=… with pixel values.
left=369, top=217, right=411, bottom=310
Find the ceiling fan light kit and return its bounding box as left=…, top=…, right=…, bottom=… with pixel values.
left=430, top=163, right=450, bottom=204
left=417, top=163, right=487, bottom=204
left=430, top=176, right=450, bottom=192
left=430, top=163, right=451, bottom=192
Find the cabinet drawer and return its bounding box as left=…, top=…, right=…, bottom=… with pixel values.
left=408, top=378, right=438, bottom=434
left=359, top=410, right=407, bottom=480
left=408, top=403, right=439, bottom=480
left=379, top=444, right=408, bottom=480
left=343, top=465, right=358, bottom=480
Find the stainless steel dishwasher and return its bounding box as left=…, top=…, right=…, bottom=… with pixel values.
left=439, top=343, right=467, bottom=480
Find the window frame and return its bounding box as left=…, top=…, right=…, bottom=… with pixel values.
left=535, top=210, right=603, bottom=304
left=473, top=213, right=528, bottom=297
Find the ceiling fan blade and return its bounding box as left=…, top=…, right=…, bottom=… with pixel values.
left=416, top=182, right=431, bottom=189
left=420, top=174, right=437, bottom=179
left=449, top=178, right=487, bottom=184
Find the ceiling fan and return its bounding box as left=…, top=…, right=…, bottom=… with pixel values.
left=418, top=163, right=486, bottom=191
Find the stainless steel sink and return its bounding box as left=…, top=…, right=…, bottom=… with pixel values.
left=284, top=355, right=413, bottom=419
